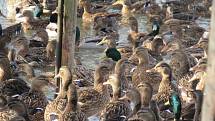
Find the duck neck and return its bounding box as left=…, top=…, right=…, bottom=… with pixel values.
left=161, top=73, right=172, bottom=83
left=130, top=24, right=138, bottom=33
left=112, top=76, right=121, bottom=101
left=94, top=73, right=104, bottom=88
left=65, top=94, right=78, bottom=112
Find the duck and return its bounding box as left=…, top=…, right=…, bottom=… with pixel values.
left=7, top=98, right=31, bottom=121
left=100, top=73, right=132, bottom=121
left=190, top=36, right=208, bottom=58
left=73, top=56, right=95, bottom=87
left=19, top=75, right=56, bottom=121
left=80, top=0, right=121, bottom=23
left=128, top=82, right=157, bottom=121
left=46, top=39, right=56, bottom=61
left=30, top=29, right=49, bottom=47
left=0, top=41, right=13, bottom=81
left=146, top=62, right=179, bottom=105
left=44, top=66, right=72, bottom=121
left=8, top=36, right=30, bottom=58
left=61, top=81, right=88, bottom=121
left=130, top=47, right=161, bottom=91
left=20, top=9, right=49, bottom=31
left=189, top=58, right=207, bottom=91
left=127, top=16, right=148, bottom=49
left=161, top=40, right=197, bottom=80
left=0, top=78, right=30, bottom=97
left=180, top=90, right=203, bottom=121
left=78, top=64, right=111, bottom=117
left=0, top=95, right=25, bottom=121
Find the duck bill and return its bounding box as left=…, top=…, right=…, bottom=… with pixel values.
left=188, top=73, right=201, bottom=82
left=190, top=44, right=199, bottom=49
left=112, top=0, right=123, bottom=6
left=164, top=100, right=170, bottom=106
left=54, top=73, right=60, bottom=79
left=103, top=80, right=110, bottom=85
left=146, top=67, right=156, bottom=73
left=96, top=36, right=107, bottom=46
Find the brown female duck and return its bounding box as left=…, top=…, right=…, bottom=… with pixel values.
left=130, top=47, right=161, bottom=92
left=100, top=73, right=132, bottom=121
left=21, top=10, right=49, bottom=31
left=19, top=75, right=55, bottom=121
left=61, top=82, right=88, bottom=121
left=44, top=66, right=72, bottom=121
left=127, top=16, right=147, bottom=49
left=80, top=0, right=121, bottom=23
left=78, top=65, right=111, bottom=117
left=0, top=95, right=23, bottom=121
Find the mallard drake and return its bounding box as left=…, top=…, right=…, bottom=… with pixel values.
left=0, top=96, right=27, bottom=121
left=100, top=74, right=132, bottom=121
left=130, top=47, right=161, bottom=91
left=44, top=66, right=72, bottom=121
left=61, top=82, right=88, bottom=121
left=78, top=65, right=111, bottom=117
left=19, top=75, right=55, bottom=121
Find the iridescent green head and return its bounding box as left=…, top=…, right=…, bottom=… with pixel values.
left=105, top=48, right=121, bottom=61
left=169, top=92, right=181, bottom=120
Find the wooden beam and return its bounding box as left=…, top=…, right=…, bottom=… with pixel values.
left=62, top=0, right=77, bottom=71
left=201, top=0, right=215, bottom=120
left=55, top=0, right=64, bottom=98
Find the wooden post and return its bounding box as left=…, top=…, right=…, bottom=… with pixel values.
left=201, top=0, right=215, bottom=120
left=55, top=0, right=64, bottom=98
left=62, top=0, right=77, bottom=71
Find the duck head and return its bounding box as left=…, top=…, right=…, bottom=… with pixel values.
left=147, top=20, right=160, bottom=37
left=55, top=66, right=73, bottom=92
left=94, top=65, right=110, bottom=87
left=130, top=47, right=149, bottom=65
left=97, top=36, right=117, bottom=48
left=128, top=16, right=138, bottom=32
left=137, top=82, right=153, bottom=107
left=147, top=62, right=172, bottom=79
left=191, top=38, right=208, bottom=57
left=103, top=74, right=121, bottom=100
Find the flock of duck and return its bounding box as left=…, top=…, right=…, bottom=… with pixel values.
left=0, top=0, right=212, bottom=120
